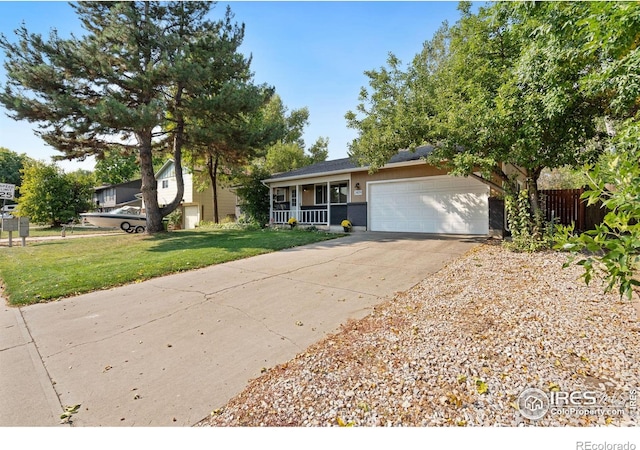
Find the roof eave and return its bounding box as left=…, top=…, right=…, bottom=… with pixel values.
left=263, top=166, right=365, bottom=184
left=263, top=158, right=428, bottom=184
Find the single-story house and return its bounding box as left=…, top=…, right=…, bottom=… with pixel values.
left=263, top=145, right=504, bottom=235
left=156, top=160, right=238, bottom=229
left=92, top=179, right=142, bottom=212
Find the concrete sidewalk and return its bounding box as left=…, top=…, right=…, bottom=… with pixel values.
left=0, top=232, right=480, bottom=426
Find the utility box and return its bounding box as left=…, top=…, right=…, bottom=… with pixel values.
left=1, top=217, right=18, bottom=232
left=19, top=217, right=29, bottom=237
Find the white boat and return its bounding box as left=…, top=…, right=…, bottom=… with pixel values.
left=81, top=206, right=146, bottom=233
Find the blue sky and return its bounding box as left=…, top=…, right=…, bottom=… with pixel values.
left=0, top=1, right=468, bottom=172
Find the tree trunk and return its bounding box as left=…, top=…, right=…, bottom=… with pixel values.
left=138, top=2, right=165, bottom=234
left=527, top=167, right=543, bottom=217
left=207, top=152, right=220, bottom=224
left=139, top=131, right=163, bottom=233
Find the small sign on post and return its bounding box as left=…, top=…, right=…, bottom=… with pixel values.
left=0, top=183, right=16, bottom=200
left=2, top=217, right=18, bottom=232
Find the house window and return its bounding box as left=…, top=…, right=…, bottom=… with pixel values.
left=291, top=189, right=297, bottom=207
left=162, top=180, right=169, bottom=189
left=274, top=188, right=287, bottom=203
left=315, top=185, right=327, bottom=205
left=330, top=182, right=348, bottom=204
left=103, top=188, right=115, bottom=204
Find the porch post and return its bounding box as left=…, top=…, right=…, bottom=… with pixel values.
left=326, top=181, right=331, bottom=227
left=295, top=184, right=300, bottom=219
left=269, top=184, right=273, bottom=226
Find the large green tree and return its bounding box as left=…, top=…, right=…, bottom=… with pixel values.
left=0, top=1, right=250, bottom=233
left=264, top=142, right=308, bottom=174
left=261, top=95, right=329, bottom=174
left=18, top=161, right=94, bottom=226
left=93, top=149, right=166, bottom=185
left=0, top=147, right=31, bottom=197
left=346, top=2, right=603, bottom=213
left=93, top=150, right=141, bottom=186
left=263, top=137, right=328, bottom=174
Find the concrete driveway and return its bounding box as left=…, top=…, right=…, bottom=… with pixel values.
left=0, top=232, right=480, bottom=426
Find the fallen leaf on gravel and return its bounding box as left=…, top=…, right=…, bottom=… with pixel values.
left=475, top=379, right=488, bottom=395
left=336, top=416, right=353, bottom=427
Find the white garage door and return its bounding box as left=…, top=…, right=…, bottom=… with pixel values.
left=369, top=176, right=489, bottom=234
left=184, top=206, right=200, bottom=230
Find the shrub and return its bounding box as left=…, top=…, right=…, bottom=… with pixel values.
left=554, top=130, right=640, bottom=299
left=503, top=189, right=555, bottom=252
left=166, top=209, right=183, bottom=229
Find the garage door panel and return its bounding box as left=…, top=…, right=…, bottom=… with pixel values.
left=184, top=206, right=200, bottom=230
left=369, top=176, right=488, bottom=235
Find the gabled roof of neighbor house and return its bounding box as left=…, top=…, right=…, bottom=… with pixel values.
left=93, top=178, right=142, bottom=192
left=264, top=145, right=436, bottom=183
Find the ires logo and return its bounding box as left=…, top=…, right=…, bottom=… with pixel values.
left=517, top=388, right=628, bottom=420
left=549, top=391, right=598, bottom=406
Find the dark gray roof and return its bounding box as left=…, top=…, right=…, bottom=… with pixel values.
left=93, top=179, right=142, bottom=191
left=267, top=145, right=435, bottom=181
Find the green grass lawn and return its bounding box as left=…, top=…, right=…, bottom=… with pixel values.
left=0, top=228, right=341, bottom=306
left=0, top=224, right=121, bottom=238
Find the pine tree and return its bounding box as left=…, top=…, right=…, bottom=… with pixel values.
left=0, top=1, right=251, bottom=232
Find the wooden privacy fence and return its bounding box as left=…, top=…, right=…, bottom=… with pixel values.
left=539, top=188, right=607, bottom=231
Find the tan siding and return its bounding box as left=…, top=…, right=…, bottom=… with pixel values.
left=186, top=185, right=236, bottom=223
left=351, top=164, right=447, bottom=199
left=216, top=188, right=237, bottom=220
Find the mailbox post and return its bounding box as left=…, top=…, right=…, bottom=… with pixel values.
left=19, top=217, right=29, bottom=247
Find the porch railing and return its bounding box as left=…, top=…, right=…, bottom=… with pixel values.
left=272, top=208, right=328, bottom=225
left=300, top=209, right=328, bottom=224
left=272, top=210, right=291, bottom=224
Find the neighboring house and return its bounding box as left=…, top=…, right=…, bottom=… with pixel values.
left=92, top=179, right=142, bottom=212
left=263, top=145, right=504, bottom=236
left=155, top=160, right=238, bottom=229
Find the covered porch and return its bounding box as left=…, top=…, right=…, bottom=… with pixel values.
left=269, top=178, right=350, bottom=227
